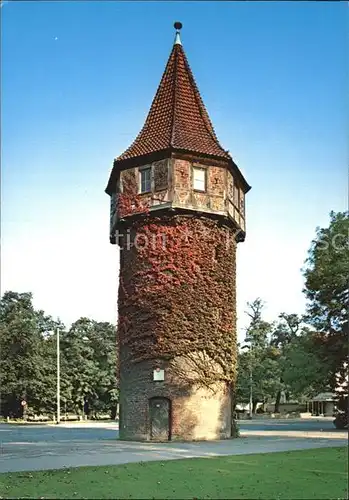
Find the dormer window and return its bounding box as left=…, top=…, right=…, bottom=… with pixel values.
left=140, top=167, right=151, bottom=193
left=193, top=167, right=206, bottom=192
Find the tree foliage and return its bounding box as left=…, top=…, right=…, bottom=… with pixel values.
left=61, top=318, right=118, bottom=418
left=237, top=302, right=333, bottom=412
left=236, top=213, right=348, bottom=412
left=303, top=211, right=348, bottom=397
left=237, top=299, right=282, bottom=411
left=0, top=291, right=117, bottom=419
left=281, top=332, right=330, bottom=399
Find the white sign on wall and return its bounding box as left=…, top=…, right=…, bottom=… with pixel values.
left=153, top=368, right=165, bottom=381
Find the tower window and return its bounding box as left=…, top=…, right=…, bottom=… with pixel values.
left=140, top=167, right=151, bottom=193
left=193, top=167, right=206, bottom=191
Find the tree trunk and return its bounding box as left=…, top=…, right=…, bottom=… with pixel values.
left=230, top=382, right=239, bottom=437
left=110, top=406, right=117, bottom=420
left=274, top=390, right=281, bottom=413
left=84, top=399, right=90, bottom=418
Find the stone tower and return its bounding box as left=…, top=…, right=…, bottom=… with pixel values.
left=106, top=23, right=250, bottom=441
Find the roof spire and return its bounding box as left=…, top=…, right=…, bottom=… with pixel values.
left=109, top=21, right=234, bottom=171
left=174, top=21, right=182, bottom=46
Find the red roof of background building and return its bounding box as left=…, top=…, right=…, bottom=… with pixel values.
left=116, top=39, right=231, bottom=163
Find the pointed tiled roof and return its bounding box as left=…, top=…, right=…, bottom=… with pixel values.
left=115, top=32, right=231, bottom=163
left=106, top=25, right=251, bottom=195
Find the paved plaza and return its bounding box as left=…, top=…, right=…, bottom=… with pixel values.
left=0, top=418, right=347, bottom=473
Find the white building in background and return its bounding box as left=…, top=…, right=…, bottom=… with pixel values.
left=310, top=362, right=348, bottom=417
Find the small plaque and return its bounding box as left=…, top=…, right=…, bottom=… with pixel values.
left=153, top=369, right=164, bottom=381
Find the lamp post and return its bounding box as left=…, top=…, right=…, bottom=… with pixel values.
left=242, top=344, right=253, bottom=419
left=248, top=358, right=253, bottom=420
left=56, top=327, right=61, bottom=424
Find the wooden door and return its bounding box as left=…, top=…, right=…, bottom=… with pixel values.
left=149, top=397, right=170, bottom=441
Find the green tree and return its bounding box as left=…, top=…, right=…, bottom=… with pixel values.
left=270, top=313, right=302, bottom=412
left=281, top=331, right=330, bottom=399
left=0, top=291, right=61, bottom=418
left=244, top=298, right=271, bottom=349
left=61, top=318, right=118, bottom=419
left=0, top=291, right=118, bottom=420
left=271, top=313, right=301, bottom=348
left=237, top=299, right=281, bottom=413
left=303, top=211, right=348, bottom=401
left=86, top=321, right=118, bottom=418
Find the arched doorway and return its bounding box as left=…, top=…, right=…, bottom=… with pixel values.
left=149, top=397, right=171, bottom=441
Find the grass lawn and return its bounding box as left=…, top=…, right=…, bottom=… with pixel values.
left=0, top=447, right=347, bottom=499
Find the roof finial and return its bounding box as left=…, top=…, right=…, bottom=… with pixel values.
left=174, top=21, right=182, bottom=46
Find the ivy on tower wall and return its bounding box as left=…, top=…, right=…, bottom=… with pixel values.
left=118, top=170, right=151, bottom=218
left=118, top=215, right=238, bottom=388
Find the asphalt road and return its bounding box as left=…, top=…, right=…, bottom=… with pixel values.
left=0, top=419, right=347, bottom=473
left=0, top=418, right=341, bottom=443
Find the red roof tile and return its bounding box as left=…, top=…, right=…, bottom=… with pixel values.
left=116, top=41, right=231, bottom=162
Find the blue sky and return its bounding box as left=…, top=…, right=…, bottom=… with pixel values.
left=2, top=1, right=347, bottom=339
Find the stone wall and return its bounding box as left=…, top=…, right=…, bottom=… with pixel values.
left=118, top=349, right=232, bottom=441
